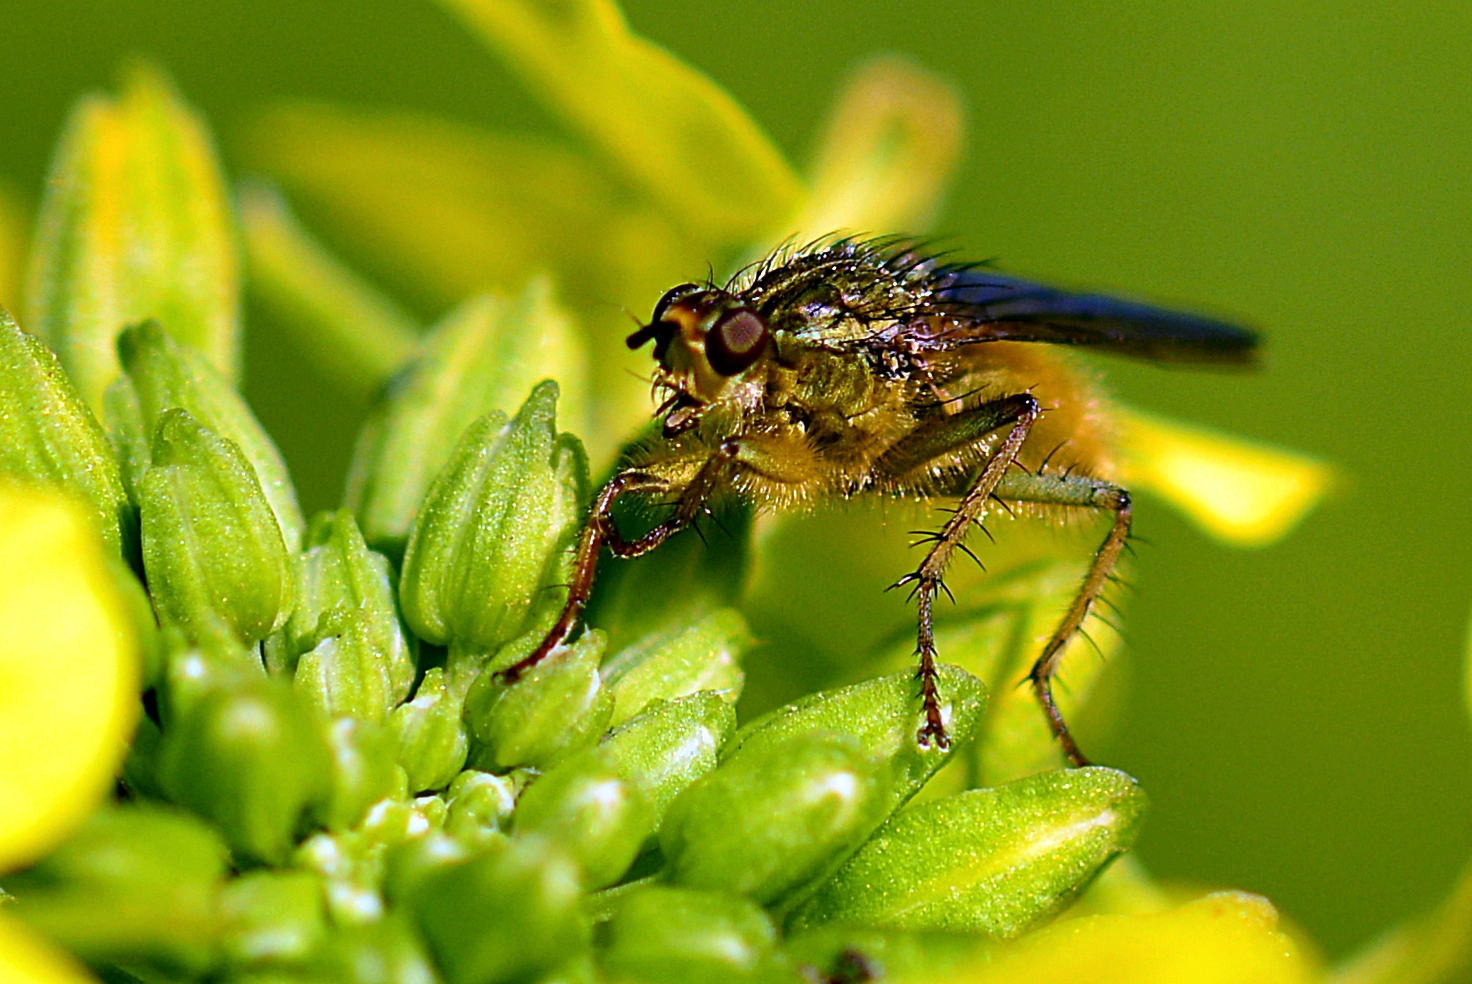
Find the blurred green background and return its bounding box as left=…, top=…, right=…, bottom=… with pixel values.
left=3, top=0, right=1470, bottom=959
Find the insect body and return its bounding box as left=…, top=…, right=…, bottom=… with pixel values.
left=507, top=238, right=1257, bottom=765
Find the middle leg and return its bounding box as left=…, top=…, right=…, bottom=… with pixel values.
left=877, top=393, right=1043, bottom=748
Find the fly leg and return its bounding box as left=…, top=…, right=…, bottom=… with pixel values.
left=876, top=393, right=1043, bottom=749
left=499, top=440, right=741, bottom=682
left=992, top=470, right=1133, bottom=767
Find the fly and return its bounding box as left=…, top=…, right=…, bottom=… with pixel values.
left=503, top=237, right=1257, bottom=765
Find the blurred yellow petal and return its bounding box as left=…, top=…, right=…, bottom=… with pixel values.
left=1330, top=848, right=1472, bottom=983
left=0, top=915, right=96, bottom=984
left=0, top=483, right=139, bottom=872
left=791, top=56, right=964, bottom=242
left=247, top=104, right=701, bottom=459
left=239, top=182, right=420, bottom=397
left=439, top=0, right=801, bottom=244
left=1115, top=407, right=1332, bottom=548
left=957, top=892, right=1317, bottom=984
left=26, top=63, right=240, bottom=411
left=0, top=180, right=30, bottom=316
left=248, top=104, right=621, bottom=307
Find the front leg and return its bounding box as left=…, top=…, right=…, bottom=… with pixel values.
left=499, top=440, right=742, bottom=682
left=878, top=393, right=1043, bottom=749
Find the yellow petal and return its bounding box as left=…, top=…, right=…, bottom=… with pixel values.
left=247, top=104, right=699, bottom=459
left=791, top=56, right=964, bottom=242
left=958, top=892, right=1317, bottom=984
left=1114, top=407, right=1332, bottom=548
left=0, top=483, right=139, bottom=872
left=25, top=63, right=240, bottom=411
left=438, top=0, right=802, bottom=245
left=0, top=180, right=30, bottom=316
left=0, top=915, right=96, bottom=984
left=239, top=182, right=420, bottom=396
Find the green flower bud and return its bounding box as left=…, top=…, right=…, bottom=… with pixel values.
left=27, top=64, right=241, bottom=412
left=157, top=675, right=332, bottom=864
left=399, top=382, right=587, bottom=654
left=407, top=836, right=589, bottom=984
left=347, top=280, right=588, bottom=556
left=266, top=510, right=415, bottom=723
left=445, top=770, right=518, bottom=842
left=599, top=886, right=790, bottom=984
left=4, top=804, right=228, bottom=974
left=121, top=713, right=167, bottom=800
left=465, top=630, right=612, bottom=771
left=599, top=691, right=736, bottom=829
left=157, top=627, right=265, bottom=724
left=112, top=319, right=304, bottom=548
left=388, top=667, right=471, bottom=793
left=600, top=608, right=749, bottom=728
left=514, top=748, right=654, bottom=889
left=313, top=914, right=438, bottom=984
left=727, top=665, right=987, bottom=823
left=660, top=732, right=891, bottom=905
left=139, top=408, right=294, bottom=646
left=0, top=307, right=133, bottom=556
left=320, top=717, right=402, bottom=832
left=220, top=870, right=327, bottom=968
left=787, top=766, right=1148, bottom=937
left=111, top=557, right=162, bottom=687
left=299, top=795, right=450, bottom=927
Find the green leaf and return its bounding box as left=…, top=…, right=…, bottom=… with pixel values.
left=112, top=319, right=305, bottom=550
left=406, top=836, right=589, bottom=984
left=219, top=870, right=328, bottom=968
left=599, top=690, right=736, bottom=830
left=26, top=63, right=239, bottom=411
left=787, top=767, right=1147, bottom=938
left=599, top=886, right=792, bottom=984
left=0, top=306, right=132, bottom=556
left=600, top=608, right=749, bottom=727
left=239, top=182, right=419, bottom=397
left=388, top=667, right=471, bottom=794
left=465, top=630, right=613, bottom=771
left=349, top=284, right=587, bottom=557
left=157, top=676, right=333, bottom=865
left=4, top=804, right=229, bottom=974
left=266, top=510, right=415, bottom=724
left=139, top=409, right=294, bottom=646
left=514, top=747, right=655, bottom=889
left=660, top=732, right=892, bottom=905
left=439, top=0, right=800, bottom=246
left=397, top=381, right=588, bottom=652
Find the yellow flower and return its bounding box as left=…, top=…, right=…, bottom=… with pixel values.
left=0, top=483, right=139, bottom=983
left=958, top=892, right=1318, bottom=984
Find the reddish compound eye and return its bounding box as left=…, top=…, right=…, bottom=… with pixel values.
left=705, top=307, right=770, bottom=375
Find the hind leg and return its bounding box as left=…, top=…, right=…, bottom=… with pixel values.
left=992, top=470, right=1132, bottom=766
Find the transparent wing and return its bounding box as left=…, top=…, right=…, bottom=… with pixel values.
left=930, top=268, right=1259, bottom=364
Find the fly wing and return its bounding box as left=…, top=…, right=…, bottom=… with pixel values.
left=929, top=269, right=1259, bottom=364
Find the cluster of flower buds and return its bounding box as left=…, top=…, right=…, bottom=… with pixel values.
left=1, top=288, right=1149, bottom=981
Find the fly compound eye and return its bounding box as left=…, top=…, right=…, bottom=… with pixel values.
left=705, top=307, right=770, bottom=376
